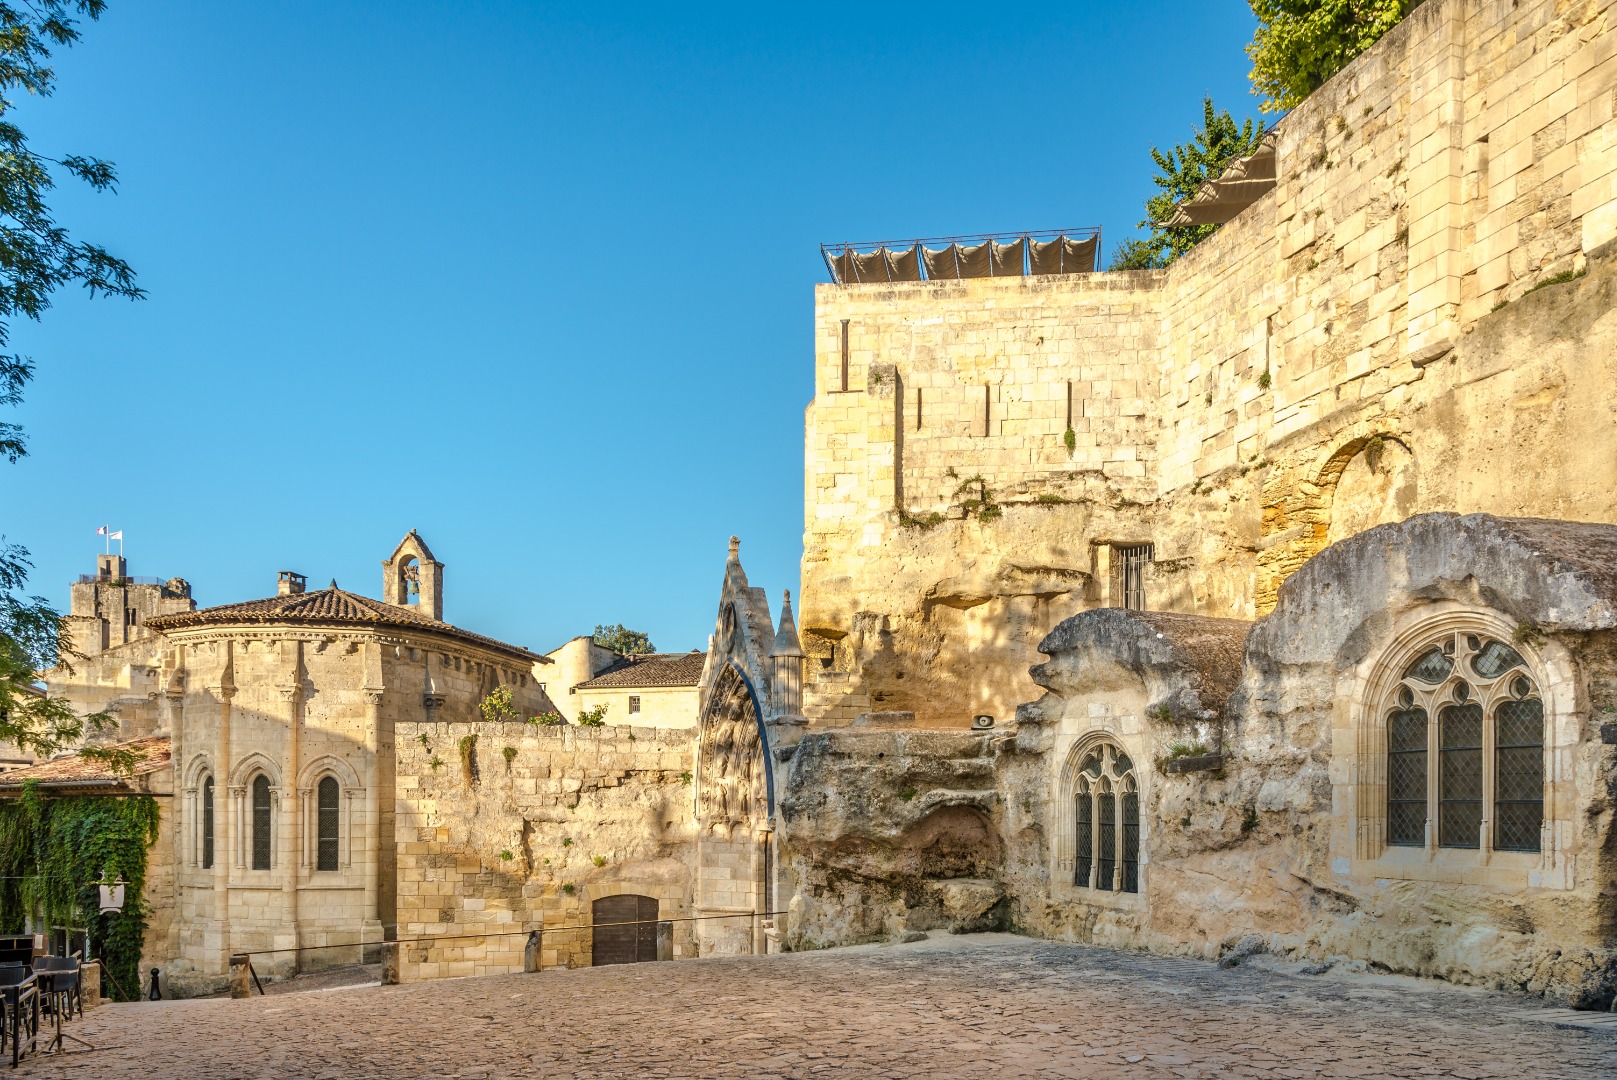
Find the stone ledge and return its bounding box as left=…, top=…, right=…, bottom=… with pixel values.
left=1161, top=752, right=1225, bottom=775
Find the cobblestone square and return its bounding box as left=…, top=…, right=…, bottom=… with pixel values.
left=32, top=935, right=1617, bottom=1078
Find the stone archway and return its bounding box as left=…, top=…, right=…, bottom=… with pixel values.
left=693, top=662, right=773, bottom=956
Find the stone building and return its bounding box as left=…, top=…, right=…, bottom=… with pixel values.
left=770, top=0, right=1617, bottom=1009
left=540, top=637, right=705, bottom=727
left=42, top=532, right=554, bottom=994
left=32, top=0, right=1617, bottom=1009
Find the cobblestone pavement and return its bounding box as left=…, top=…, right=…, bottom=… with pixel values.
left=35, top=934, right=1617, bottom=1078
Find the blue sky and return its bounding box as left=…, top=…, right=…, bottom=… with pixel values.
left=3, top=1, right=1260, bottom=654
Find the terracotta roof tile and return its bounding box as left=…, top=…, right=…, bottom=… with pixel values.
left=146, top=587, right=540, bottom=665
left=0, top=736, right=171, bottom=790
left=577, top=652, right=706, bottom=690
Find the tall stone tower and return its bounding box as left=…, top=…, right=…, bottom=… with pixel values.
left=381, top=530, right=444, bottom=621
left=64, top=553, right=194, bottom=657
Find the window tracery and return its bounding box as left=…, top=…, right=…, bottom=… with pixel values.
left=1382, top=631, right=1543, bottom=854
left=1071, top=743, right=1139, bottom=894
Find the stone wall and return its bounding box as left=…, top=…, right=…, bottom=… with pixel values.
left=800, top=0, right=1617, bottom=728
left=779, top=513, right=1617, bottom=1009
left=393, top=721, right=697, bottom=980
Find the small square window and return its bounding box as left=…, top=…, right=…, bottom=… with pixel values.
left=629, top=695, right=641, bottom=714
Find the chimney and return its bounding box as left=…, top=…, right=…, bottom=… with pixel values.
left=277, top=571, right=307, bottom=596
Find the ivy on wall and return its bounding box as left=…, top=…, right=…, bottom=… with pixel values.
left=0, top=783, right=160, bottom=1001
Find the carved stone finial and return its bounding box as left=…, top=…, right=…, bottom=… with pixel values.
left=728, top=536, right=740, bottom=559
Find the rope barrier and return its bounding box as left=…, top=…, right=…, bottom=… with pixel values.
left=239, top=909, right=788, bottom=961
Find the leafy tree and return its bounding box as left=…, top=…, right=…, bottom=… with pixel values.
left=1109, top=98, right=1268, bottom=270
left=0, top=2, right=140, bottom=757
left=593, top=623, right=655, bottom=655
left=1247, top=0, right=1420, bottom=113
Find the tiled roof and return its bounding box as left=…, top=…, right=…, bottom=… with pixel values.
left=0, top=736, right=171, bottom=790
left=146, top=587, right=540, bottom=664
left=577, top=651, right=706, bottom=690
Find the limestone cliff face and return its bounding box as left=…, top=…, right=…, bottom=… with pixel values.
left=779, top=514, right=1617, bottom=1009
left=799, top=0, right=1617, bottom=731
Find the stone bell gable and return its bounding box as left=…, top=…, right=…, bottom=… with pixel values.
left=382, top=530, right=444, bottom=622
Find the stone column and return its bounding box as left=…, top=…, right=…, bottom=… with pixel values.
left=212, top=641, right=234, bottom=976
left=278, top=639, right=304, bottom=969
left=361, top=683, right=385, bottom=956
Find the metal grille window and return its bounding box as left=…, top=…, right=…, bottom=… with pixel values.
left=316, top=776, right=340, bottom=872
left=1381, top=632, right=1543, bottom=856
left=1114, top=544, right=1154, bottom=611
left=1385, top=700, right=1427, bottom=847
left=201, top=776, right=215, bottom=869
left=1070, top=743, right=1139, bottom=894
left=251, top=775, right=273, bottom=871
left=1438, top=699, right=1484, bottom=848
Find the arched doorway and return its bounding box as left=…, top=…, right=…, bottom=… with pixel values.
left=591, top=894, right=658, bottom=966
left=694, top=661, right=772, bottom=955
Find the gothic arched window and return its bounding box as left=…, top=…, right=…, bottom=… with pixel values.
left=1072, top=744, right=1139, bottom=893
left=251, top=775, right=273, bottom=871
left=201, top=776, right=215, bottom=870
left=1384, top=632, right=1543, bottom=853
left=316, top=776, right=340, bottom=872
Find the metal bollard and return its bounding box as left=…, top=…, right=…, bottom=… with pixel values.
left=380, top=941, right=400, bottom=985
left=228, top=955, right=250, bottom=999
left=148, top=967, right=162, bottom=1001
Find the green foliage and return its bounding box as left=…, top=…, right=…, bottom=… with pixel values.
left=478, top=686, right=518, bottom=722
left=416, top=732, right=431, bottom=747
left=1063, top=426, right=1077, bottom=454
left=1524, top=266, right=1586, bottom=295
left=1110, top=98, right=1267, bottom=271
left=458, top=734, right=479, bottom=785
left=0, top=2, right=143, bottom=468
left=898, top=509, right=945, bottom=530
left=561, top=837, right=574, bottom=847
left=428, top=755, right=445, bottom=772
left=0, top=789, right=159, bottom=1001
left=593, top=623, right=655, bottom=656
left=1257, top=369, right=1272, bottom=390
left=591, top=854, right=607, bottom=867
left=0, top=540, right=114, bottom=757
left=1034, top=493, right=1067, bottom=505
left=1512, top=622, right=1544, bottom=648
left=529, top=710, right=566, bottom=726
left=1247, top=1, right=1418, bottom=112
left=576, top=703, right=608, bottom=727
left=498, top=849, right=514, bottom=862
left=561, top=882, right=576, bottom=896
left=502, top=745, right=517, bottom=765
left=679, top=771, right=692, bottom=785
left=1241, top=808, right=1261, bottom=833
left=1166, top=742, right=1210, bottom=760
left=896, top=787, right=919, bottom=802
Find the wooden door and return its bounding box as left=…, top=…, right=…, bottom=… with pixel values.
left=592, top=894, right=659, bottom=966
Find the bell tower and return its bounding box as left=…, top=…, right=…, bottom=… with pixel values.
left=381, top=530, right=444, bottom=621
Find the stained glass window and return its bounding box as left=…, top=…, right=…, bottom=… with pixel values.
left=201, top=776, right=214, bottom=870
left=1439, top=702, right=1484, bottom=849
left=1385, top=632, right=1542, bottom=857
left=1494, top=697, right=1544, bottom=852
left=1386, top=706, right=1427, bottom=847
left=1070, top=743, right=1139, bottom=895
left=252, top=775, right=273, bottom=871
left=317, top=776, right=340, bottom=872
left=1074, top=781, right=1093, bottom=888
